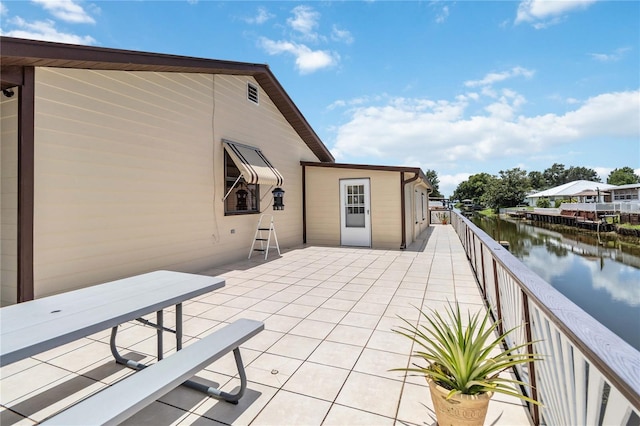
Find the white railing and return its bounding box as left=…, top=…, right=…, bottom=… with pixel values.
left=452, top=212, right=640, bottom=425
left=561, top=202, right=640, bottom=213
left=532, top=207, right=561, bottom=214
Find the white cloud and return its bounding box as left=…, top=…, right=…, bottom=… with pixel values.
left=0, top=3, right=8, bottom=15
left=32, top=0, right=95, bottom=24
left=244, top=7, right=274, bottom=25
left=3, top=17, right=96, bottom=44
left=331, top=25, right=353, bottom=44
left=258, top=37, right=338, bottom=74
left=516, top=0, right=597, bottom=28
left=330, top=89, right=640, bottom=192
left=464, top=67, right=535, bottom=88
left=429, top=1, right=451, bottom=24
left=255, top=5, right=349, bottom=74
left=590, top=47, right=632, bottom=62
left=438, top=172, right=472, bottom=197
left=288, top=5, right=320, bottom=41
left=327, top=95, right=383, bottom=111
left=594, top=167, right=612, bottom=182
left=436, top=5, right=449, bottom=24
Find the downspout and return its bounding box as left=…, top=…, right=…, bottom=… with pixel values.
left=302, top=164, right=307, bottom=244
left=18, top=67, right=35, bottom=302
left=400, top=173, right=405, bottom=249
left=400, top=171, right=421, bottom=249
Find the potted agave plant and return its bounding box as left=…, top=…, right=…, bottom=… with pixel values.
left=392, top=302, right=542, bottom=426
left=436, top=212, right=449, bottom=225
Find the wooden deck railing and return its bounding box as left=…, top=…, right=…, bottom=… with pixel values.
left=451, top=212, right=640, bottom=425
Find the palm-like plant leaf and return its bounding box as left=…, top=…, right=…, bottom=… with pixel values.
left=391, top=302, right=542, bottom=405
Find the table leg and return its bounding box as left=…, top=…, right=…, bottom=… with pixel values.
left=157, top=310, right=163, bottom=361
left=110, top=326, right=147, bottom=370
left=176, top=303, right=183, bottom=351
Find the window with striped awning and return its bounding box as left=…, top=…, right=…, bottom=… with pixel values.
left=223, top=140, right=283, bottom=186
left=222, top=140, right=284, bottom=215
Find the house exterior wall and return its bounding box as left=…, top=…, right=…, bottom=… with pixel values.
left=0, top=91, right=18, bottom=306
left=32, top=67, right=319, bottom=297
left=305, top=167, right=403, bottom=249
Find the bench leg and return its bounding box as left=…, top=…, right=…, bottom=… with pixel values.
left=110, top=326, right=249, bottom=405
left=182, top=347, right=247, bottom=405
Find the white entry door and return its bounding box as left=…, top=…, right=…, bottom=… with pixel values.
left=340, top=179, right=371, bottom=247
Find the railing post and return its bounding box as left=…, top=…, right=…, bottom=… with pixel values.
left=471, top=234, right=477, bottom=274
left=522, top=291, right=540, bottom=425
left=492, top=258, right=503, bottom=336
left=480, top=245, right=487, bottom=297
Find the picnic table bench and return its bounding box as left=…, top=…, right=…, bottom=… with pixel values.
left=0, top=270, right=264, bottom=425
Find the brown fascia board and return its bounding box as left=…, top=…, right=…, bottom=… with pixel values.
left=0, top=36, right=334, bottom=163
left=300, top=161, right=432, bottom=191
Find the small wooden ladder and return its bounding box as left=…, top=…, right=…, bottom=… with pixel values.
left=249, top=214, right=280, bottom=260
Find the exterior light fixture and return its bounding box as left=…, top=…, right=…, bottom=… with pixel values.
left=235, top=181, right=249, bottom=210
left=272, top=187, right=285, bottom=211
left=235, top=187, right=248, bottom=210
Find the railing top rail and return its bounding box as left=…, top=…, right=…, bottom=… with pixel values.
left=453, top=212, right=640, bottom=408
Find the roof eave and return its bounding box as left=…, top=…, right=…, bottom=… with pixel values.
left=0, top=36, right=334, bottom=163
left=300, top=161, right=431, bottom=190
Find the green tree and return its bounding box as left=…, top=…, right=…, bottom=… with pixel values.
left=542, top=163, right=567, bottom=187
left=425, top=169, right=442, bottom=198
left=452, top=173, right=493, bottom=203
left=528, top=171, right=546, bottom=190
left=483, top=168, right=529, bottom=210
left=565, top=166, right=600, bottom=182
left=607, top=167, right=640, bottom=185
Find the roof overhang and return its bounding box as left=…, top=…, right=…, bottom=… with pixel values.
left=300, top=161, right=432, bottom=191
left=0, top=36, right=334, bottom=163
left=223, top=140, right=283, bottom=186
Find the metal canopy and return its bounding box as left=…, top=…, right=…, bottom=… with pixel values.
left=223, top=140, right=283, bottom=186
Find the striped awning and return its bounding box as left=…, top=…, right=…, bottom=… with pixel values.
left=223, top=140, right=284, bottom=186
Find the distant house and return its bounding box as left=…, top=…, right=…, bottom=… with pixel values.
left=525, top=180, right=618, bottom=206
left=0, top=37, right=431, bottom=305
left=609, top=183, right=640, bottom=202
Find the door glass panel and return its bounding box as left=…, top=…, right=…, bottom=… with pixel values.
left=345, top=184, right=365, bottom=227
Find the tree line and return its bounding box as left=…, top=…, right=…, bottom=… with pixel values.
left=426, top=164, right=640, bottom=210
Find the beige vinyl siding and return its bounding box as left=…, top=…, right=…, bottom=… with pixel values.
left=372, top=173, right=402, bottom=249
left=305, top=167, right=402, bottom=249
left=305, top=168, right=341, bottom=246
left=33, top=68, right=318, bottom=297
left=213, top=75, right=318, bottom=254
left=1, top=92, right=18, bottom=305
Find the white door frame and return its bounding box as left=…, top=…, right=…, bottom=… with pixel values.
left=340, top=178, right=371, bottom=247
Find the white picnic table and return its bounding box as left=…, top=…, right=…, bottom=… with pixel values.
left=0, top=270, right=225, bottom=367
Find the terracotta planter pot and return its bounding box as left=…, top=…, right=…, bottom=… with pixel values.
left=427, top=378, right=493, bottom=426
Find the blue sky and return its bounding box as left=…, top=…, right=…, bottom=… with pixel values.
left=1, top=0, right=639, bottom=197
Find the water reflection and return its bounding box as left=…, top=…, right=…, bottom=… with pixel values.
left=472, top=215, right=640, bottom=351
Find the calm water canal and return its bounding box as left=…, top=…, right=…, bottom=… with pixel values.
left=470, top=215, right=640, bottom=352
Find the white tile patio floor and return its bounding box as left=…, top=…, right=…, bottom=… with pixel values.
left=0, top=225, right=533, bottom=425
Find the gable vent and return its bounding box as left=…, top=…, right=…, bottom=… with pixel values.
left=247, top=82, right=259, bottom=104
